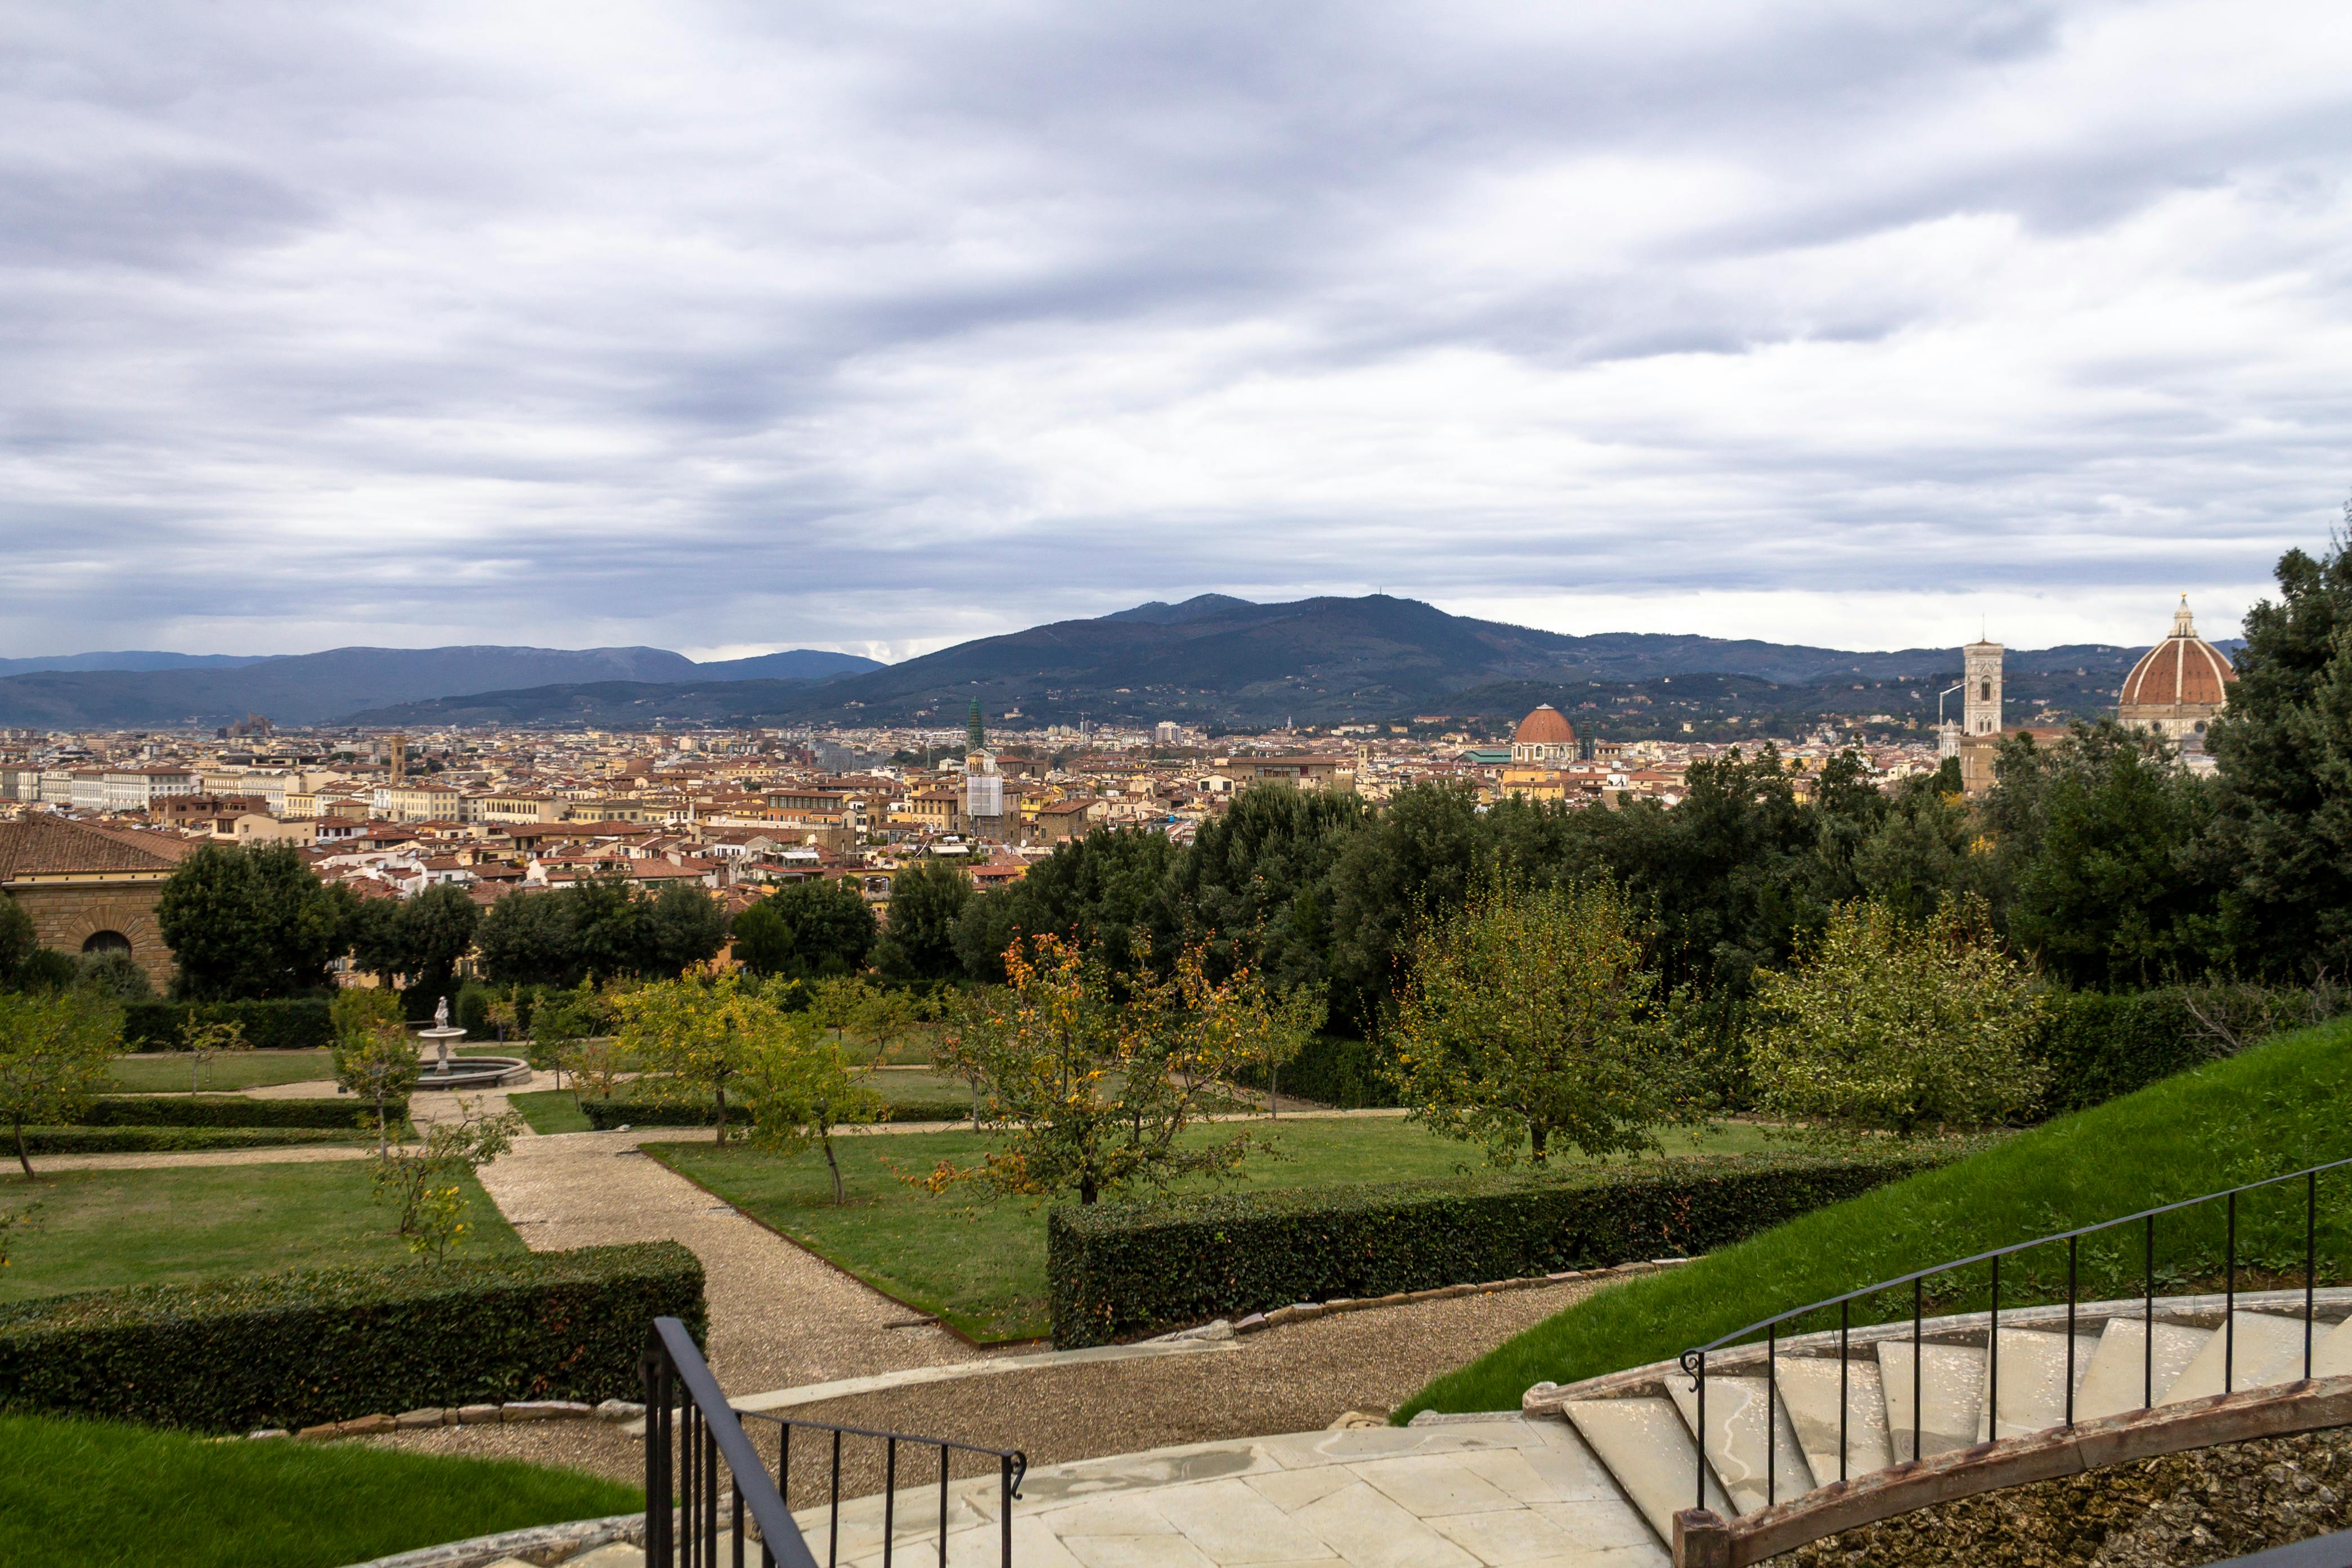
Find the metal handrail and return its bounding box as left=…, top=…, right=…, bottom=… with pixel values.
left=738, top=1410, right=1026, bottom=1568
left=643, top=1317, right=1029, bottom=1567
left=645, top=1317, right=820, bottom=1568
left=1677, top=1154, right=2352, bottom=1513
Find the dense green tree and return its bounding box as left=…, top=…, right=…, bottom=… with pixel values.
left=2209, top=528, right=2352, bottom=975
left=873, top=859, right=972, bottom=981
left=641, top=881, right=730, bottom=978
left=1319, top=783, right=1486, bottom=1029
left=155, top=843, right=355, bottom=1000
left=733, top=879, right=878, bottom=980
left=570, top=873, right=647, bottom=983
left=70, top=950, right=152, bottom=1002
left=0, top=899, right=35, bottom=990
left=1853, top=772, right=1976, bottom=924
left=952, top=829, right=1179, bottom=983
left=0, top=989, right=121, bottom=1176
left=475, top=888, right=583, bottom=989
left=2004, top=723, right=2226, bottom=987
left=399, top=883, right=484, bottom=1005
left=1165, top=784, right=1369, bottom=990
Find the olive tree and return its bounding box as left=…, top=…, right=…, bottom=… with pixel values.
left=0, top=991, right=122, bottom=1178
left=1749, top=896, right=2046, bottom=1138
left=1386, top=876, right=1672, bottom=1167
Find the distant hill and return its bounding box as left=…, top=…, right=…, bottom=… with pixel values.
left=338, top=595, right=2186, bottom=733
left=690, top=649, right=883, bottom=681
left=0, top=644, right=881, bottom=728
left=0, top=651, right=271, bottom=676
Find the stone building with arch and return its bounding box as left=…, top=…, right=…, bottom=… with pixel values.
left=0, top=815, right=194, bottom=990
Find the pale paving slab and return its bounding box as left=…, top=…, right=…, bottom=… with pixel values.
left=797, top=1418, right=1662, bottom=1568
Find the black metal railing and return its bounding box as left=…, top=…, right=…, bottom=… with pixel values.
left=1677, top=1155, right=2352, bottom=1513
left=641, top=1317, right=1028, bottom=1567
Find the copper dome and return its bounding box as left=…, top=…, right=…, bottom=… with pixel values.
left=1513, top=704, right=1577, bottom=745
left=2120, top=599, right=2236, bottom=710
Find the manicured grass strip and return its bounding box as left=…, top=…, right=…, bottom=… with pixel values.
left=0, top=1413, right=639, bottom=1568
left=509, top=1090, right=594, bottom=1134
left=652, top=1116, right=1800, bottom=1342
left=1401, top=1016, right=2352, bottom=1421
left=106, top=1049, right=335, bottom=1093
left=0, top=1162, right=523, bottom=1304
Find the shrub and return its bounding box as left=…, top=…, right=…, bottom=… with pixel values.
left=79, top=1095, right=396, bottom=1130
left=0, top=1242, right=704, bottom=1432
left=17, top=1126, right=380, bottom=1154
left=122, top=1000, right=334, bottom=1052
left=1045, top=1148, right=1959, bottom=1348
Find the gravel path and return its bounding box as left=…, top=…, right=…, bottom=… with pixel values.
left=363, top=1278, right=1598, bottom=1490
left=475, top=1129, right=988, bottom=1396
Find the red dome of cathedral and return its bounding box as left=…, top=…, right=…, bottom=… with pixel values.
left=2120, top=599, right=2236, bottom=709
left=1513, top=704, right=1576, bottom=747
left=2118, top=597, right=2235, bottom=741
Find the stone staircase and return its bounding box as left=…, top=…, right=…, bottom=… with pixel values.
left=1527, top=1289, right=2352, bottom=1551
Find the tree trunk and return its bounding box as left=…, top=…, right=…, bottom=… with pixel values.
left=714, top=1082, right=728, bottom=1145
left=1080, top=1174, right=1098, bottom=1205
left=1529, top=1122, right=1548, bottom=1166
left=969, top=1075, right=981, bottom=1131
left=823, top=1134, right=845, bottom=1205
left=1269, top=1053, right=1279, bottom=1120
left=12, top=1117, right=30, bottom=1179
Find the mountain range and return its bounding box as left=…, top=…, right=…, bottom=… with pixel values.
left=340, top=595, right=2192, bottom=734
left=0, top=594, right=2214, bottom=733
left=0, top=646, right=879, bottom=728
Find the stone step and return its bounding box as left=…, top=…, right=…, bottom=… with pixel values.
left=1771, top=1354, right=1893, bottom=1485
left=2075, top=1317, right=2210, bottom=1420
left=1875, top=1340, right=1985, bottom=1462
left=560, top=1549, right=643, bottom=1568
left=1562, top=1397, right=1730, bottom=1545
left=1666, top=1373, right=1816, bottom=1515
left=2308, top=1314, right=2352, bottom=1378
left=1975, top=1329, right=2100, bottom=1441
left=2164, top=1311, right=2310, bottom=1404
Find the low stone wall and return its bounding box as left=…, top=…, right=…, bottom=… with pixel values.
left=1780, top=1428, right=2352, bottom=1568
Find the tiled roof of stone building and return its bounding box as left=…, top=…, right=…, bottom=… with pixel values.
left=0, top=815, right=198, bottom=880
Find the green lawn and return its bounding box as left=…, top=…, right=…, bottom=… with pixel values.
left=509, top=1089, right=593, bottom=1134
left=1401, top=1014, right=2352, bottom=1420
left=0, top=1413, right=638, bottom=1568
left=0, top=1162, right=523, bottom=1304
left=652, top=1115, right=1790, bottom=1342
left=107, top=1050, right=334, bottom=1093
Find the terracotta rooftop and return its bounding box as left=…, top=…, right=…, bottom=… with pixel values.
left=0, top=815, right=199, bottom=880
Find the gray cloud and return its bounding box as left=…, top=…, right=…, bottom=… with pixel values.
left=1, top=0, right=2347, bottom=661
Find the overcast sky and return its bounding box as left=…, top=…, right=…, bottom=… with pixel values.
left=5, top=2, right=2348, bottom=662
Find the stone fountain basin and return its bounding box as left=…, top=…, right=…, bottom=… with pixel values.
left=412, top=1056, right=531, bottom=1090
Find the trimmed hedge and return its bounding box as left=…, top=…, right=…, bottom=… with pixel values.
left=1233, top=1036, right=1402, bottom=1109
left=0, top=1242, right=704, bottom=1432
left=123, top=1000, right=335, bottom=1052
left=80, top=1095, right=402, bottom=1130
left=17, top=1126, right=381, bottom=1154
left=575, top=1094, right=960, bottom=1131
left=1046, top=1149, right=1959, bottom=1348
left=2033, top=990, right=2218, bottom=1117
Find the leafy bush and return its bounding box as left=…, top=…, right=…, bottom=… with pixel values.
left=1045, top=1149, right=1958, bottom=1348
left=18, top=1126, right=380, bottom=1154
left=79, top=1095, right=396, bottom=1130
left=1233, top=1036, right=1401, bottom=1109
left=0, top=1242, right=704, bottom=1432
left=122, top=1000, right=334, bottom=1052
